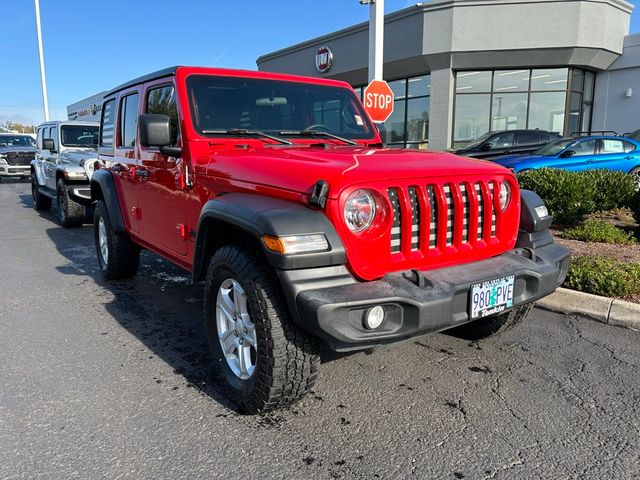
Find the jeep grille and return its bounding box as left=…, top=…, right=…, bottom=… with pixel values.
left=387, top=181, right=500, bottom=255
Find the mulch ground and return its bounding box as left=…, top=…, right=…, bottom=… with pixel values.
left=551, top=229, right=640, bottom=303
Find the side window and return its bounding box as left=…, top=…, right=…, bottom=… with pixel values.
left=516, top=131, right=540, bottom=146
left=489, top=132, right=515, bottom=149
left=624, top=141, right=637, bottom=153
left=146, top=85, right=178, bottom=144
left=100, top=99, right=116, bottom=147
left=49, top=127, right=58, bottom=150
left=571, top=139, right=597, bottom=156
left=36, top=128, right=43, bottom=149
left=119, top=93, right=139, bottom=148
left=601, top=139, right=625, bottom=154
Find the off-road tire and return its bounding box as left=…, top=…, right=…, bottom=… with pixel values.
left=94, top=200, right=140, bottom=280
left=57, top=179, right=85, bottom=228
left=31, top=174, right=51, bottom=211
left=446, top=304, right=533, bottom=341
left=204, top=245, right=320, bottom=414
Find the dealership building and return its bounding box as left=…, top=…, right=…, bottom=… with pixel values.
left=257, top=0, right=638, bottom=150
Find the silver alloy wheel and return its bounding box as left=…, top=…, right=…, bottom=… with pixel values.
left=98, top=217, right=109, bottom=265
left=216, top=278, right=258, bottom=380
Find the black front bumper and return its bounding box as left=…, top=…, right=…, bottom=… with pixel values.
left=278, top=241, right=570, bottom=352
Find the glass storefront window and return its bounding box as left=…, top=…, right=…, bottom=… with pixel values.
left=408, top=76, right=431, bottom=98
left=453, top=68, right=591, bottom=146
left=454, top=94, right=490, bottom=144
left=385, top=101, right=406, bottom=144
left=568, top=92, right=583, bottom=134
left=528, top=92, right=566, bottom=133
left=583, top=72, right=595, bottom=99
left=456, top=71, right=492, bottom=93
left=571, top=69, right=584, bottom=92
left=493, top=70, right=529, bottom=92
left=530, top=68, right=568, bottom=91
left=406, top=97, right=429, bottom=145
left=389, top=79, right=406, bottom=100
left=491, top=93, right=527, bottom=130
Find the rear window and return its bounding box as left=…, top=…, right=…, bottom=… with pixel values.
left=100, top=99, right=116, bottom=147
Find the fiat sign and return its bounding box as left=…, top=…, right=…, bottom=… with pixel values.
left=315, top=46, right=333, bottom=73
left=363, top=80, right=394, bottom=123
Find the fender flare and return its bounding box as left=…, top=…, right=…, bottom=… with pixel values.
left=193, top=193, right=346, bottom=281
left=90, top=169, right=125, bottom=232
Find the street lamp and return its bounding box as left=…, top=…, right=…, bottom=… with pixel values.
left=34, top=0, right=49, bottom=122
left=360, top=0, right=384, bottom=82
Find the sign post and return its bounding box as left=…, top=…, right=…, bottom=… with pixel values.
left=363, top=80, right=394, bottom=123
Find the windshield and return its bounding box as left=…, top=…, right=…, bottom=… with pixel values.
left=463, top=132, right=493, bottom=150
left=61, top=125, right=99, bottom=147
left=186, top=75, right=375, bottom=140
left=534, top=138, right=574, bottom=156
left=0, top=135, right=36, bottom=148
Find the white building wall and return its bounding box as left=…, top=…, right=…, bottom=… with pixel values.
left=592, top=34, right=640, bottom=134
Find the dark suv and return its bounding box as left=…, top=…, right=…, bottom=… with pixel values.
left=0, top=133, right=37, bottom=181
left=455, top=130, right=563, bottom=160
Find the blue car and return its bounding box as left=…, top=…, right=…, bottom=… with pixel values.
left=493, top=135, right=640, bottom=187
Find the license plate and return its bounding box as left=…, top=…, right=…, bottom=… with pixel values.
left=470, top=275, right=515, bottom=320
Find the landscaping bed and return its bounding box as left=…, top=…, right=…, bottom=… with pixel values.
left=517, top=169, right=640, bottom=303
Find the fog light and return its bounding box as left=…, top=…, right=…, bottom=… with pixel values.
left=364, top=305, right=385, bottom=330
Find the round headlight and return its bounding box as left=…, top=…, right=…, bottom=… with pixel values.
left=499, top=181, right=511, bottom=211
left=344, top=189, right=376, bottom=233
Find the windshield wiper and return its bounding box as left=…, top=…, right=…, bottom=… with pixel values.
left=279, top=130, right=358, bottom=146
left=201, top=129, right=292, bottom=145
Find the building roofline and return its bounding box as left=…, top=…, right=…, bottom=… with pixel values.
left=256, top=0, right=634, bottom=65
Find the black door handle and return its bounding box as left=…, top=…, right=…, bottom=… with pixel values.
left=134, top=168, right=150, bottom=178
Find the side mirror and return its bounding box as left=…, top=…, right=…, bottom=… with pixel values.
left=481, top=142, right=493, bottom=151
left=560, top=149, right=576, bottom=158
left=138, top=114, right=182, bottom=157
left=375, top=123, right=387, bottom=146
left=43, top=138, right=56, bottom=153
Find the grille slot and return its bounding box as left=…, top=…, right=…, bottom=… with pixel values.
left=388, top=187, right=402, bottom=253
left=427, top=186, right=437, bottom=248
left=386, top=181, right=499, bottom=255
left=408, top=187, right=420, bottom=250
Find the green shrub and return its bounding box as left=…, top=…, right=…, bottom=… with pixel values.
left=517, top=169, right=595, bottom=224
left=562, top=220, right=636, bottom=244
left=581, top=170, right=636, bottom=212
left=517, top=168, right=637, bottom=225
left=565, top=256, right=640, bottom=298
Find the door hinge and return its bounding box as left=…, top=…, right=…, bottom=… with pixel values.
left=131, top=207, right=142, bottom=220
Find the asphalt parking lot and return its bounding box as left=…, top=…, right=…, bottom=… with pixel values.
left=1, top=179, right=640, bottom=480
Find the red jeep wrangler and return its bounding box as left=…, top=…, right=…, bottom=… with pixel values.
left=91, top=66, right=569, bottom=413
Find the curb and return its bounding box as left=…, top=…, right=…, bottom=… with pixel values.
left=535, top=287, right=640, bottom=331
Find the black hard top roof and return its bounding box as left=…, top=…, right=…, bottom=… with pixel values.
left=105, top=66, right=179, bottom=97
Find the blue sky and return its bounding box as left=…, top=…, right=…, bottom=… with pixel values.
left=3, top=0, right=639, bottom=125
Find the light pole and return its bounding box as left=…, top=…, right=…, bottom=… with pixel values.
left=34, top=0, right=49, bottom=122
left=360, top=0, right=384, bottom=82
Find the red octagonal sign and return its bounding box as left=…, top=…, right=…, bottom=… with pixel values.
left=363, top=80, right=394, bottom=123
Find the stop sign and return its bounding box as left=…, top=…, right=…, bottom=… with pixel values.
left=363, top=80, right=394, bottom=123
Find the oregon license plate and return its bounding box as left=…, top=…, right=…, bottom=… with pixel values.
left=470, top=275, right=515, bottom=320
